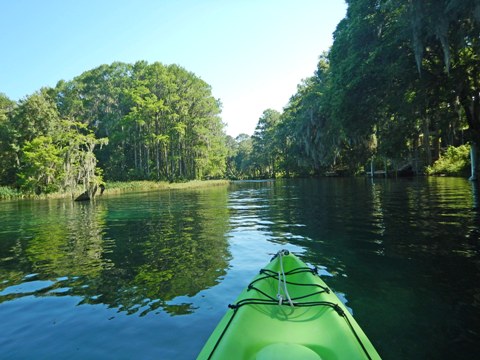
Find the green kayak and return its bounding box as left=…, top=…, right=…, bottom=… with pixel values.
left=197, top=250, right=381, bottom=360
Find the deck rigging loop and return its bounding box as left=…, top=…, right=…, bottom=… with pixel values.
left=277, top=250, right=294, bottom=307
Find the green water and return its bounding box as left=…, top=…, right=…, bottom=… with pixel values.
left=0, top=178, right=479, bottom=359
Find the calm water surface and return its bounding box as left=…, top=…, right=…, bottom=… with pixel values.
left=0, top=178, right=479, bottom=359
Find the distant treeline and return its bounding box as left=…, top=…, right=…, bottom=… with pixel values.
left=227, top=0, right=479, bottom=180
left=0, top=61, right=226, bottom=195
left=1, top=1, right=479, bottom=196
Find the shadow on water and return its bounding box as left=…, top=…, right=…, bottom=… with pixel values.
left=227, top=178, right=480, bottom=359
left=255, top=177, right=480, bottom=360
left=0, top=187, right=231, bottom=317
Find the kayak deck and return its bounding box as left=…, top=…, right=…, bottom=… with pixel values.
left=197, top=250, right=381, bottom=360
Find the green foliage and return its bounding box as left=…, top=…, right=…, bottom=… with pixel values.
left=0, top=186, right=21, bottom=199
left=18, top=136, right=63, bottom=194
left=227, top=134, right=256, bottom=179
left=280, top=54, right=341, bottom=174
left=55, top=61, right=225, bottom=182
left=4, top=1, right=480, bottom=186
left=58, top=120, right=107, bottom=194
left=239, top=0, right=478, bottom=178
left=0, top=93, right=16, bottom=185
left=426, top=145, right=471, bottom=176
left=13, top=89, right=61, bottom=143
left=1, top=61, right=227, bottom=194
left=251, top=109, right=281, bottom=178
left=0, top=88, right=107, bottom=196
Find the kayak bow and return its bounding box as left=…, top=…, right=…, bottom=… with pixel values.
left=197, top=250, right=381, bottom=360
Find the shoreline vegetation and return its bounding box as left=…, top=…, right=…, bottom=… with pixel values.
left=1, top=4, right=479, bottom=195
left=0, top=180, right=230, bottom=201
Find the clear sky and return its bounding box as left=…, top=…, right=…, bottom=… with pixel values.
left=0, top=0, right=346, bottom=137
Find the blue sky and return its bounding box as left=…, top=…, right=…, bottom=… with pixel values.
left=1, top=0, right=346, bottom=136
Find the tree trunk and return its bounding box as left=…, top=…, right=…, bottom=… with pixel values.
left=146, top=144, right=150, bottom=178
left=433, top=125, right=441, bottom=162
left=138, top=143, right=143, bottom=176
left=164, top=146, right=169, bottom=180
left=470, top=142, right=478, bottom=181
left=460, top=88, right=480, bottom=180
left=423, top=116, right=432, bottom=166
left=413, top=135, right=419, bottom=175
left=156, top=143, right=160, bottom=180
left=134, top=139, right=138, bottom=171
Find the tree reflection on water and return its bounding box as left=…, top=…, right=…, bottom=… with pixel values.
left=0, top=187, right=231, bottom=316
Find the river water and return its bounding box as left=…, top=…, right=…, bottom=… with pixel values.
left=0, top=178, right=479, bottom=359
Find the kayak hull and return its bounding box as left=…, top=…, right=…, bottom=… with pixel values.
left=197, top=251, right=381, bottom=360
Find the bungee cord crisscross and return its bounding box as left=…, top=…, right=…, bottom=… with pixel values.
left=206, top=250, right=373, bottom=360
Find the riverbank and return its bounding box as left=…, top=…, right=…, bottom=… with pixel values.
left=103, top=180, right=230, bottom=195
left=0, top=180, right=230, bottom=200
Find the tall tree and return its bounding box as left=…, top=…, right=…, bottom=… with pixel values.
left=234, top=134, right=255, bottom=179
left=54, top=61, right=226, bottom=182
left=406, top=0, right=480, bottom=178
left=281, top=54, right=341, bottom=174
left=0, top=93, right=17, bottom=184
left=252, top=109, right=281, bottom=178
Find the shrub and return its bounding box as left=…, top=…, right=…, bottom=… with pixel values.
left=426, top=144, right=471, bottom=176
left=0, top=186, right=21, bottom=199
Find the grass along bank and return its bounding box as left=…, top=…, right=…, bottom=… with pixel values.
left=0, top=180, right=230, bottom=201
left=102, top=180, right=230, bottom=195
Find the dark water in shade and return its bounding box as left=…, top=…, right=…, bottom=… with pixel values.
left=0, top=178, right=479, bottom=359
